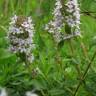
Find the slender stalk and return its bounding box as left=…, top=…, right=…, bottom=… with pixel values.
left=40, top=90, right=46, bottom=96
left=64, top=86, right=74, bottom=95
left=20, top=54, right=33, bottom=77
left=76, top=37, right=90, bottom=62
left=3, top=0, right=9, bottom=16
left=25, top=60, right=32, bottom=75
left=68, top=39, right=82, bottom=77
left=73, top=50, right=96, bottom=96
left=76, top=37, right=95, bottom=71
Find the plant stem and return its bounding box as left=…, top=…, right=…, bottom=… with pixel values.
left=24, top=55, right=33, bottom=77
left=25, top=61, right=32, bottom=74
left=68, top=39, right=82, bottom=76
left=73, top=50, right=96, bottom=96
left=76, top=37, right=90, bottom=62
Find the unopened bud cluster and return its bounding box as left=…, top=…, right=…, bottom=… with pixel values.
left=8, top=15, right=35, bottom=63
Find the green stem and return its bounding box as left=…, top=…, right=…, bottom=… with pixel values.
left=76, top=37, right=90, bottom=62
left=68, top=39, right=82, bottom=76
left=73, top=50, right=96, bottom=96
left=25, top=61, right=32, bottom=74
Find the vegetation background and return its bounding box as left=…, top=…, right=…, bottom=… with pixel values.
left=0, top=0, right=96, bottom=96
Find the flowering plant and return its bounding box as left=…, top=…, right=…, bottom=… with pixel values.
left=45, top=0, right=81, bottom=43
left=8, top=15, right=35, bottom=63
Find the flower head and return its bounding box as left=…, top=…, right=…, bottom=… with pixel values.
left=26, top=91, right=38, bottom=96
left=45, top=0, right=64, bottom=43
left=8, top=15, right=35, bottom=63
left=45, top=0, right=81, bottom=42
left=65, top=0, right=81, bottom=35
left=0, top=88, right=7, bottom=96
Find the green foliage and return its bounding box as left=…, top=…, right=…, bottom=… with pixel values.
left=0, top=0, right=96, bottom=96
